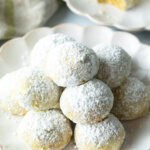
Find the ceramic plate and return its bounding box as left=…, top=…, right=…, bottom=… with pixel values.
left=63, top=0, right=150, bottom=31
left=0, top=24, right=150, bottom=150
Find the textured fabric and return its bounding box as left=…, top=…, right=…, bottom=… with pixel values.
left=0, top=0, right=59, bottom=39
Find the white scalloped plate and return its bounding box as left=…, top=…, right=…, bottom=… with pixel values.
left=0, top=24, right=150, bottom=150
left=63, top=0, right=150, bottom=31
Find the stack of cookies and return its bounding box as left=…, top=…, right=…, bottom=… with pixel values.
left=0, top=33, right=149, bottom=150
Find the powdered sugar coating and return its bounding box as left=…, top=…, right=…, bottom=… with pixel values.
left=93, top=44, right=131, bottom=88
left=75, top=114, right=125, bottom=150
left=60, top=79, right=114, bottom=124
left=0, top=71, right=27, bottom=115
left=112, top=77, right=150, bottom=120
left=30, top=33, right=75, bottom=68
left=18, top=110, right=72, bottom=150
left=46, top=42, right=99, bottom=87
left=14, top=67, right=62, bottom=111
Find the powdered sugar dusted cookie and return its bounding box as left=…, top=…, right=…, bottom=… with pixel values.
left=93, top=44, right=131, bottom=88
left=0, top=71, right=27, bottom=116
left=46, top=42, right=99, bottom=87
left=14, top=67, right=62, bottom=111
left=112, top=77, right=150, bottom=120
left=60, top=79, right=114, bottom=124
left=30, top=33, right=75, bottom=68
left=18, top=110, right=72, bottom=150
left=75, top=114, right=125, bottom=150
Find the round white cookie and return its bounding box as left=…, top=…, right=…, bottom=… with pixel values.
left=112, top=77, right=150, bottom=120
left=75, top=114, right=125, bottom=150
left=46, top=42, right=99, bottom=87
left=14, top=67, right=62, bottom=111
left=60, top=79, right=114, bottom=124
left=30, top=33, right=75, bottom=68
left=18, top=110, right=72, bottom=150
left=0, top=71, right=27, bottom=116
left=93, top=44, right=131, bottom=88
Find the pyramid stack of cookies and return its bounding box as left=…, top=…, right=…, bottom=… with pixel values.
left=0, top=33, right=149, bottom=150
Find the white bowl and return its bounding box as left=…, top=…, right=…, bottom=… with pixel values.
left=0, top=24, right=150, bottom=150
left=64, top=0, right=150, bottom=31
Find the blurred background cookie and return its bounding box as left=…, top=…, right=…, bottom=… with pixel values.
left=0, top=0, right=59, bottom=39
left=97, top=0, right=136, bottom=10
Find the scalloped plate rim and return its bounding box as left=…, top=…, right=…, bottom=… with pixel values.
left=0, top=23, right=142, bottom=53
left=63, top=0, right=150, bottom=31
left=0, top=24, right=150, bottom=150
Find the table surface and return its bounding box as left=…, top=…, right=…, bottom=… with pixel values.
left=1, top=4, right=150, bottom=46
left=47, top=4, right=150, bottom=45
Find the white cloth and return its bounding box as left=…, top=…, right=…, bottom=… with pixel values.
left=0, top=0, right=59, bottom=39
